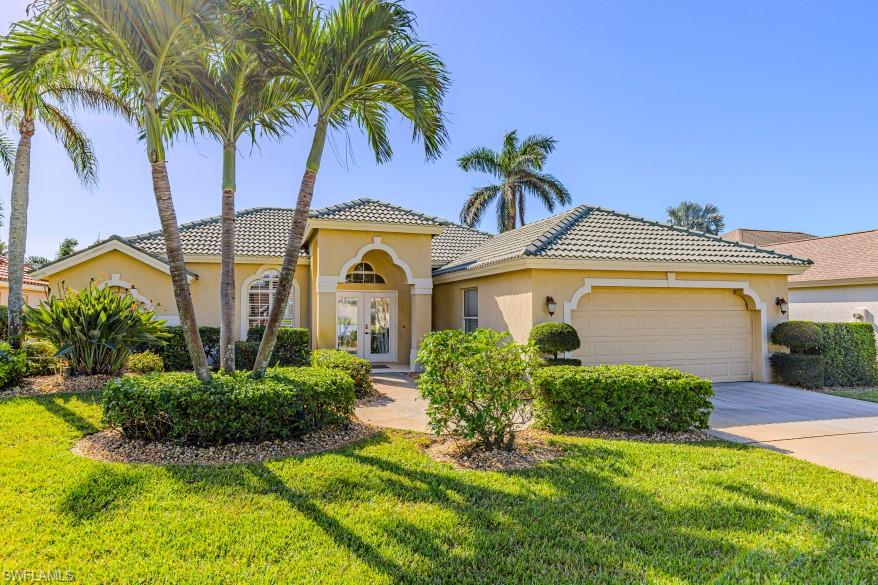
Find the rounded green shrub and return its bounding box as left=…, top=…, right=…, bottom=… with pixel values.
left=126, top=351, right=164, bottom=374
left=770, top=321, right=822, bottom=353
left=769, top=353, right=825, bottom=389
left=0, top=342, right=28, bottom=389
left=23, top=341, right=61, bottom=376
left=151, top=326, right=220, bottom=371
left=528, top=322, right=581, bottom=359
left=312, top=349, right=374, bottom=397
left=247, top=327, right=311, bottom=367
left=102, top=367, right=355, bottom=445
left=532, top=365, right=714, bottom=432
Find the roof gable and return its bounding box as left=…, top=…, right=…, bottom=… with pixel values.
left=309, top=198, right=450, bottom=226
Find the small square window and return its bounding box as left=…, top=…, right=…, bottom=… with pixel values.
left=463, top=288, right=478, bottom=333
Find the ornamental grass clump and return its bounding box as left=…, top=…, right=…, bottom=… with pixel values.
left=416, top=329, right=539, bottom=451
left=24, top=286, right=168, bottom=376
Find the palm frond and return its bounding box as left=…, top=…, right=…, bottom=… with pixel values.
left=459, top=184, right=500, bottom=228
left=457, top=146, right=501, bottom=176
left=39, top=101, right=97, bottom=186
left=0, top=131, right=15, bottom=174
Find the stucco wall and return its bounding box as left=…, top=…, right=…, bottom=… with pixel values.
left=789, top=284, right=878, bottom=327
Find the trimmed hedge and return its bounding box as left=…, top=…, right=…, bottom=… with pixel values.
left=542, top=357, right=582, bottom=367
left=234, top=340, right=259, bottom=371
left=126, top=351, right=164, bottom=374
left=102, top=367, right=355, bottom=445
left=529, top=322, right=580, bottom=360
left=246, top=327, right=310, bottom=367
left=532, top=365, right=714, bottom=432
left=770, top=321, right=822, bottom=353
left=312, top=349, right=374, bottom=397
left=769, top=353, right=825, bottom=389
left=816, top=322, right=877, bottom=386
left=152, top=326, right=220, bottom=371
left=0, top=342, right=28, bottom=389
left=0, top=305, right=7, bottom=340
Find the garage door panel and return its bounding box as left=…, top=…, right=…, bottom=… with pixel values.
left=571, top=288, right=753, bottom=383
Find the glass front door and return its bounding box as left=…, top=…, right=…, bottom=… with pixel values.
left=335, top=292, right=396, bottom=362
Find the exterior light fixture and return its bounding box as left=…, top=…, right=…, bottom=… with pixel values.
left=546, top=296, right=557, bottom=316
left=775, top=297, right=788, bottom=315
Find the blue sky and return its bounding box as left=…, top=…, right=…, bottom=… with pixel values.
left=2, top=0, right=878, bottom=257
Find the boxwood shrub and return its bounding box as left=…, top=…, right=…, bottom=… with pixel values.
left=246, top=327, right=310, bottom=367
left=529, top=322, right=581, bottom=360
left=152, top=326, right=220, bottom=371
left=816, top=322, right=877, bottom=386
left=770, top=321, right=822, bottom=353
left=769, top=353, right=825, bottom=389
left=312, top=349, right=374, bottom=397
left=0, top=342, right=28, bottom=389
left=531, top=365, right=714, bottom=432
left=125, top=351, right=164, bottom=374
left=102, top=367, right=355, bottom=445
left=234, top=340, right=259, bottom=371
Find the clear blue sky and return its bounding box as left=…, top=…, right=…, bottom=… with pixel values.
left=2, top=0, right=878, bottom=257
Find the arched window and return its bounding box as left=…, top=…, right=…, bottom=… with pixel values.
left=248, top=270, right=295, bottom=329
left=344, top=262, right=385, bottom=284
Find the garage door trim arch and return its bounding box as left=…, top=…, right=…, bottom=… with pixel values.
left=562, top=272, right=769, bottom=382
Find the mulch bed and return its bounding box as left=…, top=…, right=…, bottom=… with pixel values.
left=72, top=421, right=378, bottom=466
left=562, top=428, right=715, bottom=443
left=0, top=375, right=115, bottom=399
left=424, top=429, right=566, bottom=471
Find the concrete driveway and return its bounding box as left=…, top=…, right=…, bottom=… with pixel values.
left=709, top=382, right=878, bottom=481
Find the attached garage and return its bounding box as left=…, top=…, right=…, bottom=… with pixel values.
left=569, top=287, right=755, bottom=382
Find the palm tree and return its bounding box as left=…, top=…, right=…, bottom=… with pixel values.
left=25, top=0, right=223, bottom=380
left=458, top=130, right=570, bottom=233
left=55, top=236, right=78, bottom=258
left=248, top=0, right=449, bottom=376
left=0, top=19, right=124, bottom=348
left=0, top=131, right=14, bottom=174
left=666, top=201, right=725, bottom=235
left=168, top=40, right=299, bottom=372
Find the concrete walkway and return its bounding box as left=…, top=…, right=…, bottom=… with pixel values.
left=355, top=374, right=431, bottom=433
left=709, top=382, right=878, bottom=481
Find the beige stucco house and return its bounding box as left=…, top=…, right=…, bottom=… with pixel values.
left=0, top=257, right=49, bottom=308
left=31, top=199, right=811, bottom=382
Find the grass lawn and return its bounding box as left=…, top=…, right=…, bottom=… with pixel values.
left=2, top=392, right=877, bottom=584
left=821, top=387, right=878, bottom=404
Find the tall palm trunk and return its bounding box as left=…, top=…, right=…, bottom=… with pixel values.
left=219, top=142, right=236, bottom=373
left=252, top=118, right=328, bottom=377
left=150, top=161, right=211, bottom=381
left=6, top=116, right=34, bottom=349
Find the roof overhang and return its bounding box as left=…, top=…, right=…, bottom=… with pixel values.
left=433, top=257, right=812, bottom=284
left=304, top=220, right=446, bottom=243
left=788, top=276, right=878, bottom=289
left=30, top=236, right=197, bottom=282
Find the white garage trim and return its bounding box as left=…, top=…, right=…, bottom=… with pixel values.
left=563, top=272, right=769, bottom=382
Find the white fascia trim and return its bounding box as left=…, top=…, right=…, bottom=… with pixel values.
left=316, top=276, right=339, bottom=293
left=338, top=237, right=419, bottom=284
left=30, top=239, right=196, bottom=283
left=788, top=276, right=878, bottom=289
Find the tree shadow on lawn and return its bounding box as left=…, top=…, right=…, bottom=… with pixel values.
left=35, top=392, right=101, bottom=435
left=59, top=465, right=147, bottom=524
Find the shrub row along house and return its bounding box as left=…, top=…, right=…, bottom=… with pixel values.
left=31, top=198, right=812, bottom=382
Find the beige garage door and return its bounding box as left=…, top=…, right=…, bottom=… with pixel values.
left=569, top=287, right=754, bottom=382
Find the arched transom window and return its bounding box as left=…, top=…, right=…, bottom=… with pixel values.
left=248, top=270, right=295, bottom=329
left=344, top=262, right=385, bottom=284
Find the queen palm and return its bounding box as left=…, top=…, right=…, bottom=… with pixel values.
left=0, top=23, right=125, bottom=348
left=248, top=0, right=448, bottom=375
left=168, top=41, right=300, bottom=372
left=27, top=0, right=223, bottom=380
left=0, top=131, right=13, bottom=173
left=666, top=201, right=725, bottom=235
left=458, top=130, right=571, bottom=233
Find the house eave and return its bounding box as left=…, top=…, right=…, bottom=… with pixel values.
left=788, top=276, right=878, bottom=289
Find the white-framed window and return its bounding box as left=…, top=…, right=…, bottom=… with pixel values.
left=345, top=262, right=386, bottom=284
left=463, top=287, right=478, bottom=333
left=247, top=269, right=295, bottom=330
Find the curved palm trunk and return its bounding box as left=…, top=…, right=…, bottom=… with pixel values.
left=150, top=161, right=211, bottom=382
left=219, top=143, right=236, bottom=373
left=252, top=119, right=328, bottom=377
left=6, top=117, right=34, bottom=349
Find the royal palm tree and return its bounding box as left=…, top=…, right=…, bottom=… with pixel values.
left=248, top=0, right=448, bottom=376
left=666, top=201, right=725, bottom=235
left=23, top=0, right=224, bottom=380
left=0, top=20, right=124, bottom=348
left=458, top=130, right=570, bottom=233
left=168, top=40, right=300, bottom=372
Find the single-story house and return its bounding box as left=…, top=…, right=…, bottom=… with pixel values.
left=0, top=257, right=49, bottom=307
left=31, top=199, right=812, bottom=382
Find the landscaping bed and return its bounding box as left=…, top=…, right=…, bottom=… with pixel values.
left=0, top=374, right=115, bottom=399
left=423, top=429, right=565, bottom=471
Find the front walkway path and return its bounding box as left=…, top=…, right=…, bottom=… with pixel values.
left=355, top=374, right=431, bottom=433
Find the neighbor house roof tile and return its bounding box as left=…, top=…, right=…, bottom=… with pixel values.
left=722, top=228, right=817, bottom=246
left=769, top=229, right=878, bottom=283
left=0, top=257, right=48, bottom=287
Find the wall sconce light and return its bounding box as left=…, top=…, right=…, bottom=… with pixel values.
left=546, top=296, right=557, bottom=316
left=775, top=297, right=788, bottom=315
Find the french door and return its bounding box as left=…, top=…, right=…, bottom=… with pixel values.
left=335, top=291, right=397, bottom=362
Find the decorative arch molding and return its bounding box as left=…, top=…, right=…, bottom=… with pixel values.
left=562, top=272, right=770, bottom=382
left=97, top=273, right=154, bottom=309
left=240, top=265, right=301, bottom=339
left=317, top=237, right=432, bottom=294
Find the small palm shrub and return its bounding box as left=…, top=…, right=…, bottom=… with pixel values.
left=0, top=342, right=28, bottom=389
left=417, top=329, right=539, bottom=450
left=23, top=341, right=61, bottom=376
left=312, top=349, right=374, bottom=397
left=529, top=322, right=581, bottom=365
left=24, top=287, right=168, bottom=376
left=126, top=351, right=164, bottom=374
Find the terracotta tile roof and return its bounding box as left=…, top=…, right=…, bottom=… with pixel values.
left=769, top=229, right=878, bottom=283
left=431, top=224, right=493, bottom=267
left=722, top=228, right=817, bottom=246
left=434, top=205, right=811, bottom=275
left=0, top=257, right=48, bottom=287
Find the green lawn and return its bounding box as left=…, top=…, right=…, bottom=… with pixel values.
left=2, top=392, right=877, bottom=584
left=822, top=387, right=878, bottom=404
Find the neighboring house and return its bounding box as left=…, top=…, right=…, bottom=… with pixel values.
left=0, top=257, right=49, bottom=307
left=722, top=228, right=816, bottom=247
left=31, top=198, right=811, bottom=382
